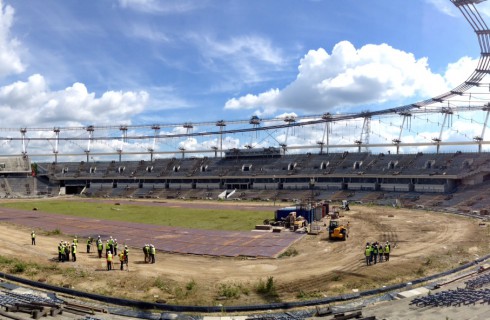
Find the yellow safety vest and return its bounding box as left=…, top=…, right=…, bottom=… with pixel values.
left=107, top=253, right=113, bottom=262
left=385, top=245, right=390, bottom=253
left=365, top=246, right=371, bottom=256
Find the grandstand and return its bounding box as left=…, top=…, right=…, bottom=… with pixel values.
left=0, top=150, right=461, bottom=213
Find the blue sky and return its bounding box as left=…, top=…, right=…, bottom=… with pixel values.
left=0, top=0, right=488, bottom=158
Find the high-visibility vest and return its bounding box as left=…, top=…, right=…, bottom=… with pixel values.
left=119, top=253, right=125, bottom=261
left=385, top=244, right=390, bottom=253
left=373, top=245, right=378, bottom=254
left=31, top=233, right=35, bottom=238
left=60, top=246, right=65, bottom=254
left=74, top=239, right=78, bottom=245
left=107, top=253, right=113, bottom=262
left=150, top=247, right=156, bottom=255
left=365, top=246, right=371, bottom=256
left=98, top=243, right=103, bottom=250
left=378, top=246, right=384, bottom=253
left=124, top=249, right=129, bottom=256
left=106, top=243, right=111, bottom=250
left=58, top=245, right=62, bottom=253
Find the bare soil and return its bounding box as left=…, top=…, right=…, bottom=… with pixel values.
left=0, top=201, right=488, bottom=307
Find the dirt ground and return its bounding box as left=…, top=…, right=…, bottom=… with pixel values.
left=0, top=200, right=489, bottom=307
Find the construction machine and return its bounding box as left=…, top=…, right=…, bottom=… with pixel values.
left=328, top=219, right=348, bottom=241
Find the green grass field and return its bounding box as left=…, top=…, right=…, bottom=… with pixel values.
left=0, top=200, right=272, bottom=231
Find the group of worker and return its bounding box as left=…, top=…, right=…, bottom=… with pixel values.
left=142, top=244, right=156, bottom=264
left=57, top=237, right=78, bottom=262
left=364, top=241, right=391, bottom=266
left=52, top=234, right=129, bottom=271
left=90, top=235, right=130, bottom=271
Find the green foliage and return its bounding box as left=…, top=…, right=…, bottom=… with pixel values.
left=278, top=247, right=298, bottom=258
left=0, top=256, right=14, bottom=265
left=153, top=277, right=168, bottom=291
left=0, top=200, right=271, bottom=231
left=218, top=283, right=241, bottom=299
left=10, top=262, right=26, bottom=274
left=256, top=276, right=277, bottom=296
left=331, top=274, right=342, bottom=281
left=424, top=257, right=432, bottom=266
left=45, top=228, right=61, bottom=236
left=186, top=279, right=197, bottom=291
left=296, top=290, right=323, bottom=299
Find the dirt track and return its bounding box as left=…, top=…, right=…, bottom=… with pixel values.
left=0, top=201, right=488, bottom=306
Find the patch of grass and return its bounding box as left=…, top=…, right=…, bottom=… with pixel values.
left=331, top=274, right=342, bottom=282
left=45, top=228, right=62, bottom=236
left=256, top=276, right=277, bottom=297
left=0, top=256, right=14, bottom=265
left=153, top=277, right=169, bottom=292
left=424, top=257, right=432, bottom=266
left=186, top=279, right=197, bottom=291
left=296, top=290, right=323, bottom=300
left=10, top=262, right=27, bottom=274
left=218, top=283, right=241, bottom=299
left=278, top=247, right=298, bottom=258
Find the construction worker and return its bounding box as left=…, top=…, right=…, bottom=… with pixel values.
left=365, top=242, right=372, bottom=266
left=372, top=242, right=378, bottom=264
left=109, top=236, right=114, bottom=253
left=384, top=241, right=391, bottom=261
left=378, top=242, right=384, bottom=262
left=31, top=231, right=36, bottom=245
left=107, top=251, right=113, bottom=271
left=73, top=236, right=78, bottom=247
left=97, top=240, right=103, bottom=258
left=119, top=252, right=125, bottom=270
left=58, top=242, right=63, bottom=262
left=123, top=245, right=129, bottom=266
left=64, top=241, right=70, bottom=262
left=143, top=244, right=150, bottom=263
left=71, top=242, right=77, bottom=262
left=86, top=237, right=92, bottom=253
left=150, top=244, right=156, bottom=264
left=114, top=239, right=118, bottom=256
left=105, top=240, right=111, bottom=255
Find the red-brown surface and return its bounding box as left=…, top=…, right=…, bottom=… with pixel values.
left=0, top=206, right=301, bottom=258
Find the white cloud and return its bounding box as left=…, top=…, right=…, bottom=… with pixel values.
left=443, top=56, right=478, bottom=88
left=224, top=41, right=464, bottom=115
left=425, top=0, right=458, bottom=17
left=0, top=0, right=25, bottom=78
left=0, top=74, right=149, bottom=127
left=118, top=0, right=204, bottom=14
left=195, top=34, right=286, bottom=84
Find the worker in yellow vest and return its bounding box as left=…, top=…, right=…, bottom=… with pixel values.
left=58, top=242, right=63, bottom=262
left=86, top=237, right=92, bottom=253
left=150, top=244, right=156, bottom=264
left=384, top=241, right=391, bottom=261
left=378, top=243, right=384, bottom=262
left=107, top=252, right=113, bottom=271
left=31, top=231, right=36, bottom=245
left=60, top=243, right=65, bottom=263
left=97, top=240, right=103, bottom=258
left=119, top=252, right=125, bottom=270
left=365, top=242, right=372, bottom=266
left=71, top=242, right=77, bottom=262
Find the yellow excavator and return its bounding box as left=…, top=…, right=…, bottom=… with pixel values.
left=328, top=219, right=348, bottom=241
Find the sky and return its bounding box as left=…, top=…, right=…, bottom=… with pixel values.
left=0, top=0, right=488, bottom=159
